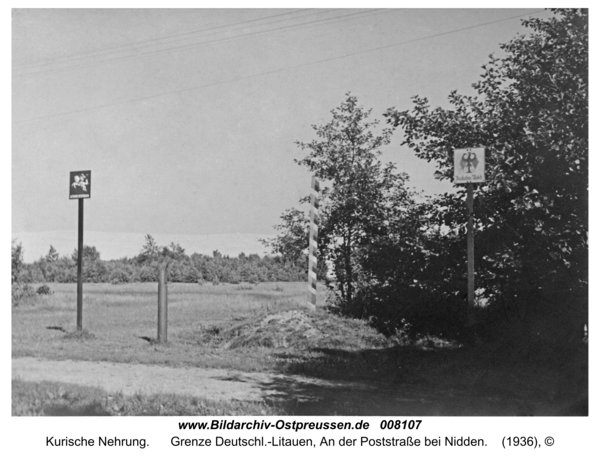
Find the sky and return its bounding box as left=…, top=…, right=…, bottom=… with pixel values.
left=11, top=6, right=557, bottom=259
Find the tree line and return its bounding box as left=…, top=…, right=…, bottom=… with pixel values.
left=13, top=234, right=306, bottom=288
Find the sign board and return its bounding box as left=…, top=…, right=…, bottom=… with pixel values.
left=454, top=148, right=485, bottom=184
left=69, top=171, right=91, bottom=199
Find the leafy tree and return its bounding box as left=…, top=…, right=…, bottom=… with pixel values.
left=45, top=245, right=59, bottom=263
left=291, top=94, right=417, bottom=308
left=385, top=9, right=588, bottom=335
left=109, top=267, right=131, bottom=284
left=261, top=208, right=309, bottom=265
left=12, top=240, right=35, bottom=304
left=162, top=242, right=186, bottom=261
left=71, top=245, right=102, bottom=263
left=137, top=234, right=160, bottom=264
left=70, top=245, right=108, bottom=282
left=11, top=239, right=24, bottom=285
left=139, top=265, right=158, bottom=283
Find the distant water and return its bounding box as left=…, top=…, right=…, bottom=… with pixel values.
left=12, top=231, right=273, bottom=262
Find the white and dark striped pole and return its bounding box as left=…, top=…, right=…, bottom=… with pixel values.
left=307, top=176, right=320, bottom=311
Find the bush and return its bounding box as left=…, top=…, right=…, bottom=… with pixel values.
left=36, top=285, right=52, bottom=295
left=330, top=284, right=468, bottom=341
left=139, top=266, right=158, bottom=283
left=109, top=268, right=131, bottom=285
left=12, top=240, right=37, bottom=306
left=12, top=283, right=36, bottom=306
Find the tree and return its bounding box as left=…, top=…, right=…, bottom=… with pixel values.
left=136, top=234, right=160, bottom=264
left=290, top=94, right=417, bottom=309
left=45, top=245, right=59, bottom=263
left=261, top=208, right=309, bottom=266
left=161, top=242, right=187, bottom=261
left=71, top=245, right=101, bottom=262
left=71, top=245, right=106, bottom=282
left=12, top=240, right=23, bottom=283
left=12, top=239, right=35, bottom=304
left=385, top=9, right=588, bottom=334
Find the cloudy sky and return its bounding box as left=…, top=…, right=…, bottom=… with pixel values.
left=11, top=7, right=554, bottom=257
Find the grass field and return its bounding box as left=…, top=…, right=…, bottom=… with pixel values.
left=13, top=282, right=321, bottom=372
left=12, top=379, right=283, bottom=416
left=12, top=282, right=588, bottom=416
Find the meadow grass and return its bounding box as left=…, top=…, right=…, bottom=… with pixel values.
left=12, top=379, right=283, bottom=416
left=12, top=282, right=330, bottom=371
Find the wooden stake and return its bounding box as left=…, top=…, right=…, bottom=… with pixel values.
left=158, top=265, right=168, bottom=343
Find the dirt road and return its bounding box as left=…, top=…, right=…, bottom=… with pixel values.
left=12, top=357, right=364, bottom=403
left=15, top=357, right=579, bottom=415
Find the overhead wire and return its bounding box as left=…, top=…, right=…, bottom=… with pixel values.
left=14, top=8, right=318, bottom=71
left=14, top=10, right=546, bottom=125
left=14, top=9, right=383, bottom=78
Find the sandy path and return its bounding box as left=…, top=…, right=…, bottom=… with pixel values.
left=12, top=357, right=361, bottom=402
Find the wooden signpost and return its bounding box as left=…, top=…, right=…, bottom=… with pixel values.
left=453, top=148, right=485, bottom=324
left=69, top=170, right=91, bottom=331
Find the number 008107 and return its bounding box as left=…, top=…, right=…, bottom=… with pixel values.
left=380, top=420, right=422, bottom=430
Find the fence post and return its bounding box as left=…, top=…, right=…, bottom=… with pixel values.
left=157, top=264, right=168, bottom=343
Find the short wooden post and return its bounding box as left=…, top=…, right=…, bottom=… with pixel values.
left=157, top=265, right=168, bottom=343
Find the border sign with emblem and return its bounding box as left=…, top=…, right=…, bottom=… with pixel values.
left=454, top=147, right=485, bottom=184
left=70, top=170, right=91, bottom=331
left=69, top=170, right=91, bottom=199
left=453, top=148, right=486, bottom=327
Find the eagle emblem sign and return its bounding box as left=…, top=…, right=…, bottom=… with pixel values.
left=454, top=148, right=485, bottom=184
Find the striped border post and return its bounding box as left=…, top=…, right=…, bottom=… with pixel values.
left=307, top=176, right=320, bottom=311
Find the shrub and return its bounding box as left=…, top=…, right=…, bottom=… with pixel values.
left=109, top=268, right=131, bottom=285
left=12, top=240, right=36, bottom=306
left=236, top=283, right=254, bottom=291
left=247, top=274, right=260, bottom=285
left=36, top=285, right=52, bottom=295
left=139, top=266, right=158, bottom=283
left=12, top=283, right=36, bottom=306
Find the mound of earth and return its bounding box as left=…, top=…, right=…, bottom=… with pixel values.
left=220, top=310, right=392, bottom=350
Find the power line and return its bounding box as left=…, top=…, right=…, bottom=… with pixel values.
left=14, top=10, right=546, bottom=125
left=14, top=9, right=315, bottom=71
left=14, top=9, right=383, bottom=78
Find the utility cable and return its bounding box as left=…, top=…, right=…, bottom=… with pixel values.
left=14, top=10, right=545, bottom=125
left=14, top=8, right=315, bottom=71
left=14, top=9, right=383, bottom=77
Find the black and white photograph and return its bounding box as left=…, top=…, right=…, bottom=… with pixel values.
left=8, top=4, right=592, bottom=452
